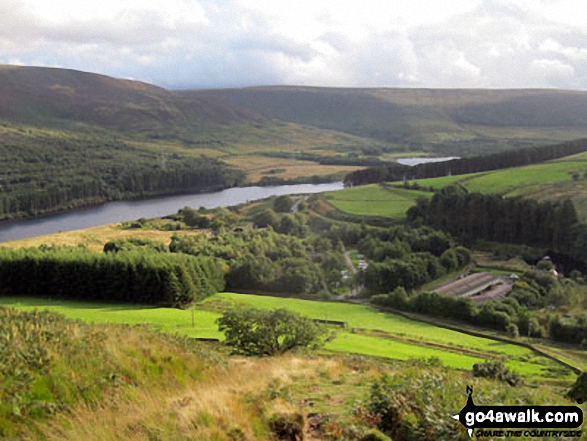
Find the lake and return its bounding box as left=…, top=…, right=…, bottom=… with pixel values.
left=396, top=156, right=460, bottom=166
left=0, top=182, right=344, bottom=243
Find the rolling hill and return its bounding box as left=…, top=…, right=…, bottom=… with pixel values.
left=187, top=86, right=587, bottom=154
left=0, top=65, right=259, bottom=134
left=5, top=65, right=587, bottom=219
left=5, top=65, right=587, bottom=154
left=399, top=151, right=587, bottom=221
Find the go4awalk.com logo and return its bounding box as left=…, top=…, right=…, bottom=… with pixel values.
left=452, top=386, right=584, bottom=438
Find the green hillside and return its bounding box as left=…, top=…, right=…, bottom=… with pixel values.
left=2, top=306, right=578, bottom=440
left=6, top=65, right=587, bottom=220
left=0, top=66, right=374, bottom=219
left=0, top=293, right=569, bottom=377
left=0, top=65, right=255, bottom=133
left=187, top=86, right=587, bottom=154
left=6, top=65, right=587, bottom=156
left=323, top=184, right=430, bottom=218
left=403, top=151, right=587, bottom=220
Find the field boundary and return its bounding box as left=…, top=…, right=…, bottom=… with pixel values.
left=351, top=328, right=500, bottom=360
left=347, top=300, right=582, bottom=375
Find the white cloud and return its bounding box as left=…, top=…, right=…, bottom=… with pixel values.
left=532, top=58, right=575, bottom=76
left=0, top=0, right=587, bottom=89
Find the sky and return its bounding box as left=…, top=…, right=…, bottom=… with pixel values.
left=1, top=0, right=587, bottom=89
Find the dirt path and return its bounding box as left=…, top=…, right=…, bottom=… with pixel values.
left=343, top=250, right=357, bottom=274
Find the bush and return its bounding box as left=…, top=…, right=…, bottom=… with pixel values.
left=217, top=308, right=325, bottom=356
left=506, top=323, right=519, bottom=339
left=365, top=372, right=467, bottom=440
left=567, top=372, right=587, bottom=404
left=472, top=361, right=522, bottom=387
left=268, top=413, right=304, bottom=441
left=367, top=374, right=400, bottom=434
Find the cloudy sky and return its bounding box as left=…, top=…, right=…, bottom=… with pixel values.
left=1, top=0, right=587, bottom=89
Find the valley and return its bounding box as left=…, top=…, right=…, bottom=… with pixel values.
left=1, top=65, right=587, bottom=440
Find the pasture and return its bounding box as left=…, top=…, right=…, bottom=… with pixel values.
left=0, top=222, right=203, bottom=252
left=406, top=153, right=587, bottom=195
left=224, top=154, right=362, bottom=182
left=408, top=160, right=586, bottom=194
left=397, top=152, right=587, bottom=220
left=323, top=184, right=430, bottom=218
left=0, top=292, right=571, bottom=377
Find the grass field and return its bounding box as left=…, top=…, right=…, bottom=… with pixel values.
left=224, top=155, right=363, bottom=182
left=395, top=152, right=587, bottom=220
left=407, top=159, right=587, bottom=194
left=1, top=222, right=203, bottom=252
left=323, top=184, right=431, bottom=218
left=0, top=293, right=571, bottom=378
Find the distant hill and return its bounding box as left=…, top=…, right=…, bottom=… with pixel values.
left=0, top=65, right=260, bottom=134
left=4, top=66, right=587, bottom=153
left=186, top=86, right=587, bottom=153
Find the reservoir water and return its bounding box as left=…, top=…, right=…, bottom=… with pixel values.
left=0, top=182, right=344, bottom=243
left=396, top=156, right=459, bottom=166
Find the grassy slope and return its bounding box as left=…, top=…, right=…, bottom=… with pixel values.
left=0, top=306, right=219, bottom=438
left=6, top=66, right=587, bottom=191
left=223, top=154, right=363, bottom=182
left=3, top=306, right=582, bottom=441
left=401, top=151, right=587, bottom=220
left=322, top=184, right=431, bottom=218
left=0, top=223, right=204, bottom=252
left=0, top=293, right=571, bottom=378
left=0, top=66, right=374, bottom=197
left=188, top=86, right=587, bottom=152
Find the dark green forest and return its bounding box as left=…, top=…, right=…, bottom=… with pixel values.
left=407, top=185, right=584, bottom=260
left=0, top=246, right=224, bottom=307
left=0, top=132, right=245, bottom=220
left=170, top=229, right=330, bottom=295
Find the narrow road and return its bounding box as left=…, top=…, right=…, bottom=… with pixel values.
left=335, top=246, right=362, bottom=300
left=290, top=196, right=308, bottom=213
left=343, top=250, right=358, bottom=274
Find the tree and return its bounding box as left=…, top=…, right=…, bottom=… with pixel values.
left=217, top=308, right=325, bottom=356
left=506, top=323, right=520, bottom=339
left=252, top=208, right=280, bottom=229
left=273, top=195, right=295, bottom=213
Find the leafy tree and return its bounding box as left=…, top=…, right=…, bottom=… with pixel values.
left=180, top=207, right=211, bottom=229
left=273, top=195, right=295, bottom=213
left=217, top=308, right=325, bottom=356
left=252, top=208, right=280, bottom=229
left=506, top=323, right=520, bottom=339
left=536, top=260, right=554, bottom=271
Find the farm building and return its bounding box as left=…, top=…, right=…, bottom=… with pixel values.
left=432, top=272, right=511, bottom=300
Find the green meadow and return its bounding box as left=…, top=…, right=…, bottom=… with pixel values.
left=393, top=152, right=587, bottom=220
left=406, top=153, right=587, bottom=196
left=323, top=184, right=430, bottom=218
left=0, top=296, right=223, bottom=339
left=0, top=292, right=569, bottom=377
